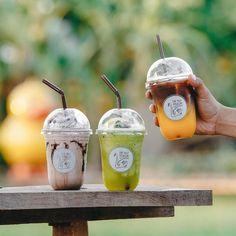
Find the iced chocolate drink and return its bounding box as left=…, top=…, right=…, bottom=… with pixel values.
left=42, top=108, right=92, bottom=190
left=96, top=109, right=146, bottom=191
left=146, top=57, right=196, bottom=140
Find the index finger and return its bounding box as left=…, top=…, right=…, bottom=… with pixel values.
left=145, top=90, right=153, bottom=100
left=186, top=74, right=210, bottom=98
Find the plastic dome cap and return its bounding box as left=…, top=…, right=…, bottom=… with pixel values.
left=146, top=57, right=193, bottom=88
left=42, top=108, right=92, bottom=134
left=96, top=108, right=146, bottom=134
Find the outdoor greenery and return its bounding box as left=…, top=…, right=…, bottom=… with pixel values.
left=0, top=1, right=236, bottom=164
left=1, top=0, right=236, bottom=116
left=144, top=144, right=236, bottom=175
left=0, top=0, right=236, bottom=174
left=0, top=1, right=236, bottom=235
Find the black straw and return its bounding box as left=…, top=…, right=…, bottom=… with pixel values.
left=42, top=79, right=67, bottom=110
left=100, top=74, right=122, bottom=109
left=156, top=34, right=165, bottom=59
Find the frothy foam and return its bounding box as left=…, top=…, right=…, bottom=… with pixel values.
left=97, top=108, right=146, bottom=133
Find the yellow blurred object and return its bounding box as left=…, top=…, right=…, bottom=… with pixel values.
left=0, top=115, right=46, bottom=165
left=7, top=78, right=58, bottom=120
left=216, top=56, right=232, bottom=74
left=0, top=79, right=58, bottom=170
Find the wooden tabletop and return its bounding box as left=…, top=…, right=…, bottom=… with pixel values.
left=0, top=184, right=212, bottom=225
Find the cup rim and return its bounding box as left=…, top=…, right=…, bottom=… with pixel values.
left=145, top=74, right=189, bottom=89
left=96, top=129, right=147, bottom=135
left=41, top=129, right=93, bottom=135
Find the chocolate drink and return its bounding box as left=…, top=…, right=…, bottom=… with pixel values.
left=42, top=108, right=92, bottom=190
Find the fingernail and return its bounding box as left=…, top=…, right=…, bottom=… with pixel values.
left=149, top=104, right=153, bottom=112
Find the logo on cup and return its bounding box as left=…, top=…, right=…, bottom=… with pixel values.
left=163, top=95, right=187, bottom=120
left=52, top=148, right=76, bottom=173
left=109, top=147, right=133, bottom=172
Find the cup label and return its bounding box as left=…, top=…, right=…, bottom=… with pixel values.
left=52, top=148, right=76, bottom=173
left=109, top=147, right=133, bottom=173
left=163, top=95, right=187, bottom=120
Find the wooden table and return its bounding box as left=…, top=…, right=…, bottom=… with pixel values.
left=0, top=184, right=212, bottom=236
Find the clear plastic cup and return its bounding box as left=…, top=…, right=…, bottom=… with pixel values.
left=146, top=57, right=196, bottom=140
left=96, top=108, right=146, bottom=191
left=42, top=108, right=92, bottom=190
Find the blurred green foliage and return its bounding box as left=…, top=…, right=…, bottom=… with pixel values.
left=0, top=0, right=236, bottom=117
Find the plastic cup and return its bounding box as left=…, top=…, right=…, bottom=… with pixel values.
left=146, top=57, right=196, bottom=140
left=96, top=108, right=146, bottom=191
left=42, top=108, right=92, bottom=190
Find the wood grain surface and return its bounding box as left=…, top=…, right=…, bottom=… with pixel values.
left=0, top=184, right=212, bottom=210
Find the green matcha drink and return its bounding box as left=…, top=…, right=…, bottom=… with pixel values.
left=97, top=108, right=146, bottom=191
left=99, top=133, right=144, bottom=190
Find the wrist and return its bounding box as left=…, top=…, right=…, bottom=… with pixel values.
left=215, top=105, right=236, bottom=137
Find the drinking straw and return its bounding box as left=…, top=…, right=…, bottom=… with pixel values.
left=156, top=34, right=165, bottom=59
left=156, top=33, right=168, bottom=75
left=100, top=74, right=122, bottom=109
left=42, top=79, right=67, bottom=109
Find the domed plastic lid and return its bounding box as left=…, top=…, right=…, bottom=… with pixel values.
left=146, top=57, right=193, bottom=88
left=96, top=108, right=146, bottom=134
left=42, top=108, right=92, bottom=133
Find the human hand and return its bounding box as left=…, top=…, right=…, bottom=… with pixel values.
left=145, top=75, right=222, bottom=135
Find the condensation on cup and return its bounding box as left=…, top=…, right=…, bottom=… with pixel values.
left=42, top=108, right=92, bottom=190
left=146, top=57, right=196, bottom=140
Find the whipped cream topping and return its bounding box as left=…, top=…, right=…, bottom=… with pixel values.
left=42, top=108, right=91, bottom=132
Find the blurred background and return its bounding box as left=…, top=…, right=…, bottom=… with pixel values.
left=0, top=0, right=236, bottom=235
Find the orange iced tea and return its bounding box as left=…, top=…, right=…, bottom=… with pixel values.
left=150, top=80, right=196, bottom=140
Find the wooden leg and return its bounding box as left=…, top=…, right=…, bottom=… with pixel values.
left=51, top=221, right=88, bottom=236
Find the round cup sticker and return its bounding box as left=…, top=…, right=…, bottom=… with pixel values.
left=52, top=148, right=76, bottom=173
left=163, top=95, right=187, bottom=121
left=109, top=147, right=133, bottom=173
